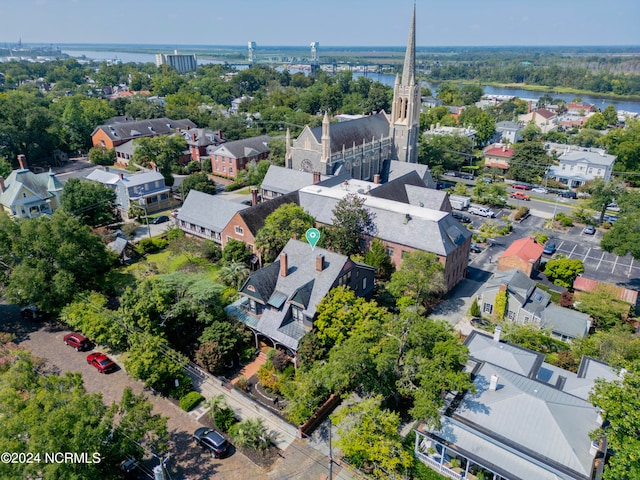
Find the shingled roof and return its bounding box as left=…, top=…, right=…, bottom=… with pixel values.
left=238, top=191, right=299, bottom=236
left=308, top=114, right=390, bottom=154
left=91, top=117, right=196, bottom=142
left=207, top=135, right=270, bottom=159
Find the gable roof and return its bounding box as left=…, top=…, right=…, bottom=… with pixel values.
left=207, top=135, right=270, bottom=159
left=237, top=191, right=299, bottom=236
left=534, top=108, right=556, bottom=119
left=557, top=149, right=616, bottom=168
left=484, top=145, right=515, bottom=158
left=91, top=117, right=196, bottom=142
left=465, top=331, right=543, bottom=378
left=384, top=160, right=435, bottom=188
left=183, top=128, right=223, bottom=147
left=260, top=165, right=330, bottom=196
left=308, top=113, right=390, bottom=154
left=178, top=190, right=249, bottom=233
left=0, top=168, right=62, bottom=208
left=540, top=304, right=590, bottom=339
left=500, top=237, right=543, bottom=264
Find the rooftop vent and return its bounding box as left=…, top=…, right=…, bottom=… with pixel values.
left=489, top=374, right=499, bottom=391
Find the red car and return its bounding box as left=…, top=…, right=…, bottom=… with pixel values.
left=87, top=352, right=116, bottom=373
left=510, top=192, right=531, bottom=201
left=63, top=332, right=91, bottom=351
left=513, top=184, right=532, bottom=190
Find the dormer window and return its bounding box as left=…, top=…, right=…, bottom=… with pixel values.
left=292, top=306, right=304, bottom=323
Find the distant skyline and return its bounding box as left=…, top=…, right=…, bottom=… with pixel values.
left=1, top=0, right=639, bottom=47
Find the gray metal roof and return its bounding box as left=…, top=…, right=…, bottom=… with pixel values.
left=558, top=149, right=616, bottom=167
left=536, top=358, right=618, bottom=401
left=298, top=185, right=471, bottom=256
left=119, top=170, right=165, bottom=188
left=86, top=169, right=120, bottom=185
left=178, top=190, right=249, bottom=233
left=308, top=113, right=390, bottom=153
left=465, top=331, right=543, bottom=378
left=260, top=166, right=330, bottom=195
left=385, top=160, right=435, bottom=188
left=540, top=304, right=590, bottom=339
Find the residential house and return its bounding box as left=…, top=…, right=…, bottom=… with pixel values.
left=225, top=239, right=376, bottom=354
left=207, top=135, right=271, bottom=180
left=220, top=191, right=300, bottom=261
left=415, top=329, right=617, bottom=480
left=483, top=143, right=515, bottom=172
left=548, top=147, right=616, bottom=188
left=0, top=155, right=63, bottom=219
left=492, top=121, right=522, bottom=144
left=479, top=269, right=591, bottom=341
left=229, top=95, right=253, bottom=115
left=85, top=168, right=171, bottom=217
left=558, top=113, right=590, bottom=130
left=421, top=96, right=443, bottom=108
left=91, top=117, right=196, bottom=150
left=567, top=102, right=595, bottom=115
left=497, top=237, right=544, bottom=277
left=177, top=190, right=248, bottom=243
left=260, top=166, right=330, bottom=200
left=298, top=177, right=472, bottom=292
left=114, top=140, right=137, bottom=167
left=518, top=108, right=558, bottom=133
left=424, top=124, right=477, bottom=144
left=182, top=128, right=224, bottom=163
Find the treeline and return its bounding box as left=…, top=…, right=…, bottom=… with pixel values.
left=427, top=62, right=640, bottom=96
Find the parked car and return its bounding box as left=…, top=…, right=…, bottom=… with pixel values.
left=471, top=317, right=491, bottom=328
left=21, top=305, right=44, bottom=321
left=461, top=174, right=474, bottom=181
left=606, top=203, right=620, bottom=212
left=531, top=187, right=548, bottom=194
left=468, top=206, right=496, bottom=218
left=193, top=427, right=230, bottom=458
left=558, top=190, right=577, bottom=199
left=543, top=242, right=557, bottom=255
left=513, top=184, right=532, bottom=190
left=444, top=171, right=458, bottom=177
left=470, top=243, right=482, bottom=253
left=603, top=214, right=619, bottom=224
left=151, top=215, right=170, bottom=225
left=583, top=225, right=596, bottom=235
left=510, top=192, right=531, bottom=201
left=481, top=177, right=493, bottom=183
left=452, top=211, right=472, bottom=223
left=63, top=332, right=91, bottom=351
left=87, top=352, right=116, bottom=373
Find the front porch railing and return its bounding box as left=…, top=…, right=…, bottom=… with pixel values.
left=415, top=452, right=463, bottom=480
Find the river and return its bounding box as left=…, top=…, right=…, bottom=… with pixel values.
left=63, top=49, right=640, bottom=115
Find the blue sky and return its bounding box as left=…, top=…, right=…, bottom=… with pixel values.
left=1, top=0, right=639, bottom=47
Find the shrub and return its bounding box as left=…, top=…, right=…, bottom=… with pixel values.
left=514, top=206, right=529, bottom=221
left=602, top=222, right=612, bottom=229
left=230, top=418, right=273, bottom=452
left=469, top=298, right=481, bottom=317
left=533, top=232, right=549, bottom=245
left=235, top=376, right=250, bottom=392
left=180, top=391, right=204, bottom=411
left=271, top=350, right=290, bottom=372
left=201, top=240, right=222, bottom=261
left=214, top=407, right=237, bottom=433
left=555, top=212, right=574, bottom=227
left=121, top=222, right=140, bottom=240
left=224, top=182, right=247, bottom=192
left=135, top=237, right=168, bottom=255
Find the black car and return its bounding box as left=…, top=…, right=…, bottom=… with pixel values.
left=470, top=243, right=482, bottom=253
left=21, top=305, right=45, bottom=321
left=471, top=317, right=491, bottom=328
left=151, top=215, right=170, bottom=224
left=452, top=212, right=472, bottom=223
left=558, top=190, right=577, bottom=199
left=193, top=427, right=230, bottom=458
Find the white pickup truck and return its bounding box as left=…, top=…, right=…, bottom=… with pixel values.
left=468, top=206, right=496, bottom=218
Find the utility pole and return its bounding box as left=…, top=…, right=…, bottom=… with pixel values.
left=138, top=198, right=151, bottom=239
left=328, top=417, right=333, bottom=480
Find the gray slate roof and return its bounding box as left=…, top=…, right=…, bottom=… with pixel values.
left=178, top=190, right=249, bottom=233
left=308, top=113, right=390, bottom=154
left=385, top=160, right=435, bottom=188
left=182, top=128, right=223, bottom=146
left=540, top=304, right=590, bottom=339
left=298, top=185, right=470, bottom=256
left=260, top=166, right=330, bottom=195
left=0, top=169, right=62, bottom=208
left=207, top=135, right=270, bottom=159
left=238, top=191, right=299, bottom=236
left=91, top=117, right=196, bottom=142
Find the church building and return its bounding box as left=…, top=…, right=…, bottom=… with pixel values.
left=285, top=6, right=421, bottom=180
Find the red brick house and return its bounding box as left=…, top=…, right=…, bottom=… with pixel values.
left=182, top=128, right=224, bottom=163
left=497, top=237, right=544, bottom=277
left=91, top=117, right=196, bottom=150
left=208, top=135, right=271, bottom=180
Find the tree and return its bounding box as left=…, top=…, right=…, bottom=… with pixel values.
left=583, top=112, right=608, bottom=130
left=219, top=261, right=250, bottom=290
left=602, top=119, right=640, bottom=182
left=509, top=141, right=550, bottom=183
left=589, top=364, right=640, bottom=480
left=326, top=193, right=377, bottom=256
left=569, top=128, right=603, bottom=148
left=387, top=251, right=445, bottom=308
left=472, top=179, right=508, bottom=207
left=0, top=156, right=13, bottom=177
left=601, top=211, right=640, bottom=260
left=419, top=133, right=474, bottom=172
left=222, top=238, right=253, bottom=265
left=575, top=286, right=631, bottom=331
left=579, top=178, right=626, bottom=224
left=331, top=395, right=413, bottom=478
left=180, top=172, right=217, bottom=198
left=131, top=135, right=187, bottom=186
left=520, top=121, right=542, bottom=142
left=571, top=326, right=640, bottom=366
left=458, top=106, right=495, bottom=145
left=2, top=211, right=115, bottom=312
left=364, top=239, right=395, bottom=280
left=230, top=418, right=273, bottom=452
left=88, top=146, right=116, bottom=166
left=543, top=257, right=585, bottom=288
left=60, top=177, right=117, bottom=227
left=602, top=105, right=618, bottom=126
left=255, top=203, right=316, bottom=263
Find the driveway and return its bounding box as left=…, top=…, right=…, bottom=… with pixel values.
left=0, top=303, right=264, bottom=480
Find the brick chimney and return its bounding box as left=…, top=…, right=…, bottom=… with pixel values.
left=499, top=282, right=508, bottom=293
left=312, top=171, right=321, bottom=184
left=280, top=252, right=288, bottom=277
left=0, top=176, right=5, bottom=193
left=119, top=173, right=125, bottom=180
left=251, top=188, right=259, bottom=206
left=316, top=254, right=324, bottom=272
left=17, top=154, right=27, bottom=170
left=373, top=174, right=380, bottom=184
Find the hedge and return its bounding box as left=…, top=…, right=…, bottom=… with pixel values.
left=180, top=391, right=204, bottom=412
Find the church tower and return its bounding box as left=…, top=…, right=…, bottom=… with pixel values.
left=390, top=5, right=421, bottom=163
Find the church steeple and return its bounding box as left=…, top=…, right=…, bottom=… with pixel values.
left=401, top=3, right=416, bottom=86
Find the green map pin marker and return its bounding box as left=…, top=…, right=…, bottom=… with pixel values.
left=305, top=228, right=321, bottom=250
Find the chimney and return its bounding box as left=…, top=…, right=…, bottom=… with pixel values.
left=280, top=252, right=288, bottom=277
left=251, top=188, right=259, bottom=206
left=493, top=325, right=502, bottom=342
left=489, top=373, right=499, bottom=391
left=373, top=174, right=380, bottom=184
left=499, top=282, right=508, bottom=293
left=119, top=173, right=124, bottom=180
left=17, top=154, right=27, bottom=170
left=316, top=254, right=324, bottom=272
left=312, top=171, right=321, bottom=184
left=555, top=375, right=567, bottom=390
left=0, top=176, right=4, bottom=193
left=502, top=144, right=506, bottom=152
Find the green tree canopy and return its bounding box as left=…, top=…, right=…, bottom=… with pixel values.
left=180, top=172, right=218, bottom=198
left=458, top=106, right=495, bottom=145
left=387, top=251, right=445, bottom=308
left=543, top=257, right=585, bottom=288
left=419, top=133, right=474, bottom=172
left=579, top=178, right=626, bottom=223
left=364, top=239, right=395, bottom=280
left=88, top=146, right=116, bottom=166
left=575, top=285, right=632, bottom=331
left=131, top=135, right=186, bottom=186
left=326, top=193, right=377, bottom=257
left=509, top=141, right=550, bottom=183
left=255, top=203, right=316, bottom=263
left=222, top=238, right=253, bottom=266
left=60, top=177, right=117, bottom=227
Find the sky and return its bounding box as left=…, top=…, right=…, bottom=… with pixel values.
left=1, top=0, right=639, bottom=47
